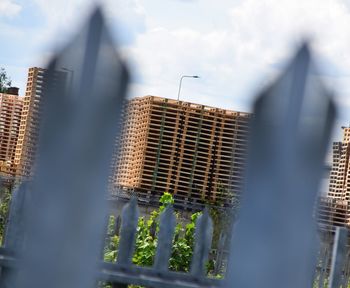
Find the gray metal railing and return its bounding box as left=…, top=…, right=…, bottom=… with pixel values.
left=0, top=5, right=347, bottom=288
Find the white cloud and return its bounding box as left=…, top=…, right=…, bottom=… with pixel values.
left=31, top=0, right=146, bottom=49
left=0, top=0, right=21, bottom=17
left=3, top=0, right=350, bottom=128
left=125, top=0, right=350, bottom=122
left=228, top=0, right=350, bottom=70
left=127, top=26, right=266, bottom=112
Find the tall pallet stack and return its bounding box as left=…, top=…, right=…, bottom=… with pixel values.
left=14, top=67, right=46, bottom=178
left=0, top=91, right=23, bottom=176
left=115, top=95, right=251, bottom=204
left=326, top=127, right=350, bottom=226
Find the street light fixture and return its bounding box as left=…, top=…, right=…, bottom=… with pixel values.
left=177, top=75, right=200, bottom=101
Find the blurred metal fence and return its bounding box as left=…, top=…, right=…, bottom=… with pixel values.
left=0, top=6, right=346, bottom=288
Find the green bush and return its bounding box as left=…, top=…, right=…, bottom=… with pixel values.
left=104, top=192, right=201, bottom=272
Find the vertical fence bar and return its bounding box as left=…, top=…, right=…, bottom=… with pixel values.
left=154, top=205, right=176, bottom=271
left=112, top=198, right=138, bottom=288
left=13, top=7, right=129, bottom=288
left=214, top=233, right=225, bottom=275
left=225, top=44, right=336, bottom=288
left=117, top=198, right=139, bottom=265
left=329, top=227, right=348, bottom=288
left=190, top=208, right=213, bottom=278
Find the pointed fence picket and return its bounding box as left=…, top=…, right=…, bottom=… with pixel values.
left=154, top=205, right=176, bottom=271
left=117, top=198, right=139, bottom=266
left=190, top=208, right=213, bottom=278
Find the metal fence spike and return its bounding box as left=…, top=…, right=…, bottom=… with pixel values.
left=190, top=208, right=213, bottom=277
left=14, top=6, right=129, bottom=288
left=225, top=43, right=336, bottom=288
left=154, top=205, right=176, bottom=271
left=117, top=197, right=139, bottom=265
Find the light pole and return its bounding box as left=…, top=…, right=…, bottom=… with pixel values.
left=177, top=75, right=199, bottom=101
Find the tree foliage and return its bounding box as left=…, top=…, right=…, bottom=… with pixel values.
left=0, top=68, right=12, bottom=93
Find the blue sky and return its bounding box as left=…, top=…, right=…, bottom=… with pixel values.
left=1, top=0, right=350, bottom=141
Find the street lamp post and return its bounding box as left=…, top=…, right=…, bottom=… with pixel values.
left=177, top=75, right=199, bottom=101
